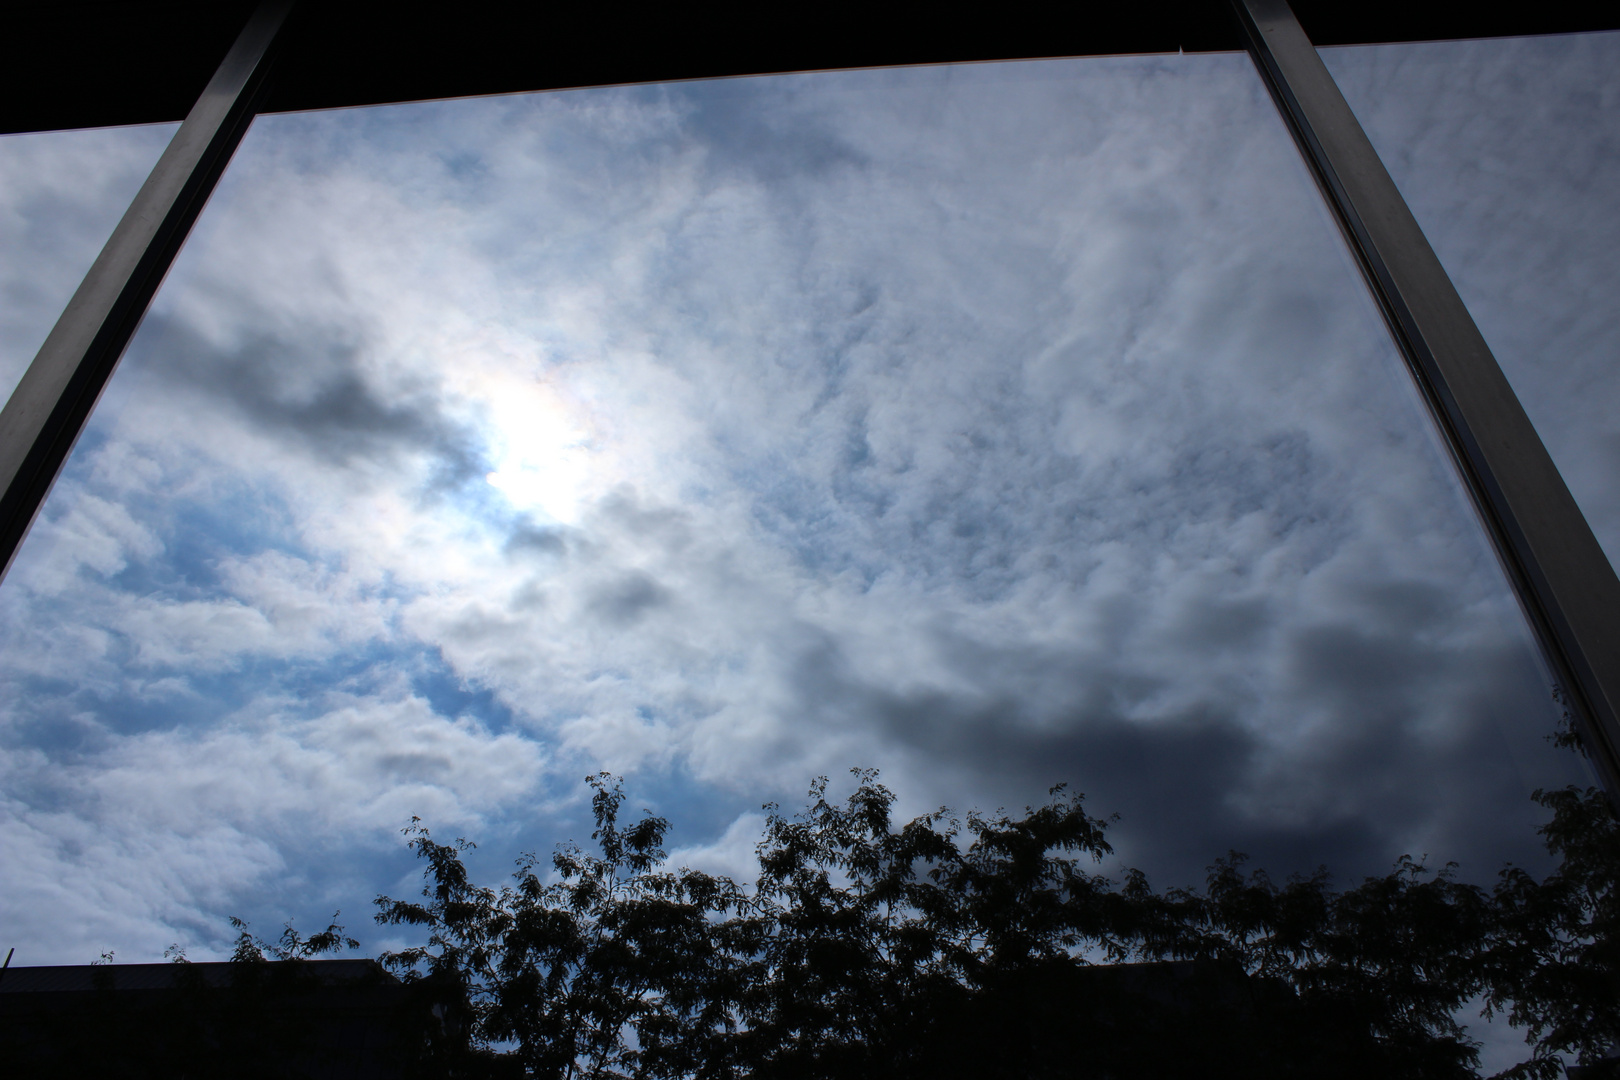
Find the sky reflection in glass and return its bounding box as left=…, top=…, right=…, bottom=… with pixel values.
left=0, top=55, right=1587, bottom=978
left=0, top=123, right=176, bottom=402
left=1325, top=31, right=1620, bottom=569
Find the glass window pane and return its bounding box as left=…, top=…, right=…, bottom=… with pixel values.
left=0, top=124, right=177, bottom=402
left=1322, top=31, right=1620, bottom=568
left=0, top=58, right=1585, bottom=1066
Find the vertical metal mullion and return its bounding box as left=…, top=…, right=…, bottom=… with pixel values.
left=0, top=0, right=294, bottom=582
left=1232, top=0, right=1620, bottom=798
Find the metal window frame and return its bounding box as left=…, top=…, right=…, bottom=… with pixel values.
left=3, top=0, right=1618, bottom=797
left=1233, top=0, right=1620, bottom=797
left=0, top=0, right=294, bottom=583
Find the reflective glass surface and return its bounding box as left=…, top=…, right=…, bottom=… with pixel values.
left=0, top=124, right=177, bottom=401
left=1324, top=32, right=1620, bottom=568
left=0, top=55, right=1585, bottom=1031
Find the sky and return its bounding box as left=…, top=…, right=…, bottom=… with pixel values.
left=1, top=33, right=1617, bottom=1063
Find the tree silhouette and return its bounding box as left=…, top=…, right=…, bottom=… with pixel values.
left=366, top=763, right=1620, bottom=1079
left=27, top=740, right=1614, bottom=1077
left=1485, top=782, right=1620, bottom=1078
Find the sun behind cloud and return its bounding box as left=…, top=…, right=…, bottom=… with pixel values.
left=481, top=383, right=596, bottom=524
left=430, top=328, right=609, bottom=525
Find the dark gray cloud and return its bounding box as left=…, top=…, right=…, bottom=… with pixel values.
left=124, top=313, right=482, bottom=487
left=589, top=571, right=673, bottom=628
left=773, top=610, right=1575, bottom=887
left=503, top=522, right=568, bottom=558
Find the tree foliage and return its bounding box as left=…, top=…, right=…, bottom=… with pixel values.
left=23, top=759, right=1615, bottom=1078
left=1486, top=783, right=1620, bottom=1078
left=366, top=766, right=1620, bottom=1079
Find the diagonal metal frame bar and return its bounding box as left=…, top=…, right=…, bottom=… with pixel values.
left=1233, top=0, right=1620, bottom=799
left=0, top=0, right=294, bottom=583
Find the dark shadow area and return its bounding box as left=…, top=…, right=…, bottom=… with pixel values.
left=7, top=2, right=1619, bottom=136
left=0, top=958, right=433, bottom=1079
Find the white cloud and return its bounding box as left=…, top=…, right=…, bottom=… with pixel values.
left=0, top=687, right=543, bottom=963
left=667, top=811, right=769, bottom=884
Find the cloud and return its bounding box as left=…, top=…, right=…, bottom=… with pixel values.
left=0, top=46, right=1604, bottom=965
left=1323, top=32, right=1620, bottom=566
left=0, top=124, right=177, bottom=398
left=668, top=811, right=770, bottom=884
left=133, top=316, right=482, bottom=483
left=0, top=684, right=543, bottom=964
